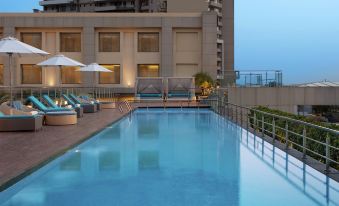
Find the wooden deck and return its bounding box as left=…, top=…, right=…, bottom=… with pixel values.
left=0, top=101, right=209, bottom=191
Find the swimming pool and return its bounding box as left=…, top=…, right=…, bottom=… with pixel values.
left=0, top=109, right=338, bottom=206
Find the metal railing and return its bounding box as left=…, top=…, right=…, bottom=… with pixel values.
left=204, top=98, right=339, bottom=172
left=0, top=86, right=117, bottom=103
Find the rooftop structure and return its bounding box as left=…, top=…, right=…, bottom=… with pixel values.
left=39, top=0, right=234, bottom=84
left=0, top=12, right=217, bottom=93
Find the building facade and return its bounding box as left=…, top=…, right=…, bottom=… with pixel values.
left=0, top=12, right=217, bottom=92
left=39, top=0, right=232, bottom=83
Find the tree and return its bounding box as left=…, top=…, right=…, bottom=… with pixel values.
left=194, top=72, right=214, bottom=95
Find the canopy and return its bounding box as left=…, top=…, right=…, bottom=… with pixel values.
left=37, top=54, right=85, bottom=67
left=0, top=36, right=49, bottom=108
left=0, top=36, right=49, bottom=56
left=136, top=78, right=164, bottom=94
left=76, top=63, right=112, bottom=72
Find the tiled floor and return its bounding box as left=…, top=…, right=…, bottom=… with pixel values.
left=0, top=101, right=209, bottom=190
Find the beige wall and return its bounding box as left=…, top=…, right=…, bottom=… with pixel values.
left=167, top=0, right=208, bottom=12
left=227, top=87, right=339, bottom=114
left=0, top=13, right=217, bottom=89
left=173, top=29, right=202, bottom=77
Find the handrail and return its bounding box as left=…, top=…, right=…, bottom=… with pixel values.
left=205, top=98, right=339, bottom=172
left=204, top=99, right=339, bottom=135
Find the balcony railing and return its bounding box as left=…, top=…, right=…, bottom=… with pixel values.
left=235, top=70, right=283, bottom=87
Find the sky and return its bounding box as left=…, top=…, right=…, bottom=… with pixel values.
left=0, top=0, right=339, bottom=84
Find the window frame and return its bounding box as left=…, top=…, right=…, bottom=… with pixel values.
left=20, top=32, right=42, bottom=49
left=98, top=64, right=121, bottom=85
left=60, top=32, right=82, bottom=52
left=21, top=64, right=43, bottom=85
left=98, top=32, right=121, bottom=52
left=60, top=66, right=82, bottom=84
left=138, top=32, right=160, bottom=52
left=137, top=64, right=160, bottom=78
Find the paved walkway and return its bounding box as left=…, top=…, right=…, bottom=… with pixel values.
left=0, top=101, right=208, bottom=190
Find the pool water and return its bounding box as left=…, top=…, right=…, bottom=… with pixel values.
left=0, top=109, right=338, bottom=206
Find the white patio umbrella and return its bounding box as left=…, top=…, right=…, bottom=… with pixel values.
left=37, top=54, right=85, bottom=105
left=76, top=63, right=112, bottom=97
left=0, top=36, right=49, bottom=106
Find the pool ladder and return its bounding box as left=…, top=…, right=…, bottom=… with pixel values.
left=118, top=100, right=132, bottom=113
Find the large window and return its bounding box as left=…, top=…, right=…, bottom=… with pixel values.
left=61, top=66, right=81, bottom=84
left=0, top=65, right=3, bottom=85
left=138, top=64, right=159, bottom=77
left=138, top=32, right=159, bottom=52
left=99, top=65, right=120, bottom=84
left=99, top=33, right=120, bottom=52
left=21, top=33, right=42, bottom=49
left=60, top=33, right=81, bottom=52
left=21, top=64, right=42, bottom=84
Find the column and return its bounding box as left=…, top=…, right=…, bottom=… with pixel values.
left=161, top=20, right=173, bottom=77
left=82, top=26, right=96, bottom=87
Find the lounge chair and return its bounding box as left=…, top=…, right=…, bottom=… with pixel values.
left=26, top=96, right=77, bottom=126
left=42, top=95, right=83, bottom=118
left=78, top=95, right=102, bottom=110
left=79, top=95, right=116, bottom=109
left=0, top=103, right=43, bottom=132
left=66, top=94, right=97, bottom=113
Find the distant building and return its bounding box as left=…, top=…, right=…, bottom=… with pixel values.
left=39, top=0, right=234, bottom=84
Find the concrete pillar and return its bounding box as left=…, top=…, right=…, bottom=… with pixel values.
left=161, top=19, right=173, bottom=77
left=202, top=12, right=218, bottom=79
left=82, top=26, right=96, bottom=87
left=222, top=0, right=235, bottom=85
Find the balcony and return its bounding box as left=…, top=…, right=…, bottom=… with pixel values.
left=95, top=4, right=134, bottom=12
left=40, top=0, right=73, bottom=6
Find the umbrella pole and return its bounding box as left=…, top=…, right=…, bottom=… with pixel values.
left=93, top=71, right=95, bottom=99
left=8, top=53, right=13, bottom=109
left=59, top=65, right=62, bottom=106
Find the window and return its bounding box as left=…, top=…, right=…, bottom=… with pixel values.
left=99, top=65, right=120, bottom=84
left=138, top=64, right=159, bottom=77
left=21, top=64, right=42, bottom=84
left=60, top=33, right=81, bottom=52
left=0, top=65, right=3, bottom=85
left=61, top=66, right=81, bottom=84
left=138, top=33, right=159, bottom=52
left=21, top=33, right=42, bottom=49
left=99, top=33, right=120, bottom=52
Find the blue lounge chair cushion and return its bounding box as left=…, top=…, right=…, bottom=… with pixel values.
left=42, top=95, right=59, bottom=109
left=27, top=96, right=72, bottom=113
left=139, top=93, right=162, bottom=98
left=168, top=92, right=190, bottom=98
left=62, top=94, right=77, bottom=107
left=0, top=115, right=41, bottom=119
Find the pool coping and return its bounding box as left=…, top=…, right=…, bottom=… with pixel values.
left=0, top=109, right=134, bottom=192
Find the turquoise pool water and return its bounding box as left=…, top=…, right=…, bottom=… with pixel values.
left=0, top=109, right=338, bottom=206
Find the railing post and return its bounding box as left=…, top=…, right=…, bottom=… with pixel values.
left=236, top=106, right=238, bottom=124
left=272, top=117, right=276, bottom=143
left=302, top=126, right=307, bottom=159
left=325, top=133, right=330, bottom=172
left=240, top=107, right=243, bottom=127
left=261, top=115, right=265, bottom=137
left=253, top=112, right=257, bottom=134
left=285, top=121, right=289, bottom=149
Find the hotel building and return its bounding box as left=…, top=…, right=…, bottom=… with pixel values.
left=39, top=0, right=233, bottom=83
left=0, top=12, right=217, bottom=92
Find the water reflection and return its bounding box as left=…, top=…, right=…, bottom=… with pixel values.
left=240, top=129, right=339, bottom=206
